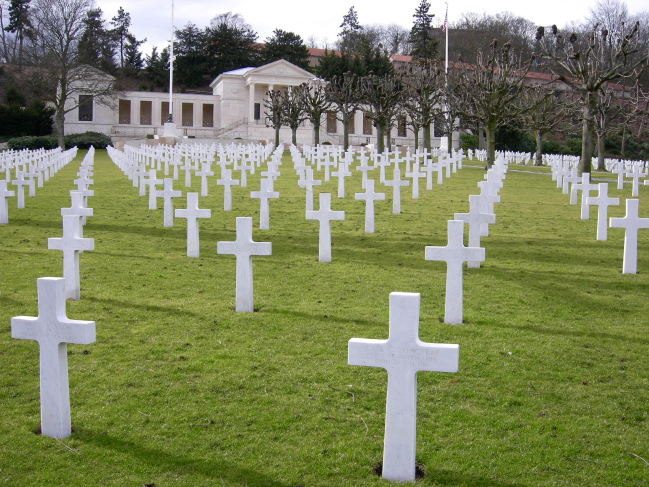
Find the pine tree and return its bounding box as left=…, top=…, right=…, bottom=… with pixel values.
left=260, top=29, right=310, bottom=70
left=78, top=8, right=116, bottom=73
left=110, top=7, right=130, bottom=68
left=409, top=0, right=437, bottom=60
left=5, top=0, right=32, bottom=65
left=338, top=6, right=363, bottom=55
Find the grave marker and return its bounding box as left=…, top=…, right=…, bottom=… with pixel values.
left=11, top=278, right=95, bottom=439
left=355, top=179, right=385, bottom=233
left=305, top=193, right=345, bottom=262
left=175, top=193, right=211, bottom=257
left=217, top=217, right=272, bottom=312
left=348, top=292, right=459, bottom=482
left=609, top=198, right=649, bottom=274
left=586, top=183, right=619, bottom=240
left=156, top=178, right=182, bottom=227
left=0, top=180, right=15, bottom=223
left=425, top=220, right=485, bottom=324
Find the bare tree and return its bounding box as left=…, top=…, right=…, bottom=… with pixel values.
left=454, top=40, right=531, bottom=167
left=521, top=85, right=572, bottom=165
left=399, top=61, right=443, bottom=151
left=30, top=0, right=119, bottom=148
left=435, top=79, right=463, bottom=154
left=593, top=84, right=625, bottom=168
left=282, top=85, right=307, bottom=145
left=326, top=72, right=361, bottom=150
left=301, top=80, right=331, bottom=145
left=359, top=73, right=403, bottom=153
left=264, top=88, right=284, bottom=147
left=535, top=22, right=648, bottom=173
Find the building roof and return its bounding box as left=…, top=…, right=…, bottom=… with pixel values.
left=221, top=67, right=256, bottom=76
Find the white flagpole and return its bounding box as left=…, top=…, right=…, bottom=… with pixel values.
left=445, top=3, right=449, bottom=74
left=168, top=0, right=174, bottom=123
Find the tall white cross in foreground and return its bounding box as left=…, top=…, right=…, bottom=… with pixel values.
left=305, top=193, right=345, bottom=262
left=11, top=278, right=95, bottom=439
left=425, top=220, right=485, bottom=324
left=348, top=292, right=459, bottom=482
left=217, top=217, right=272, bottom=312
left=175, top=192, right=211, bottom=257
left=609, top=199, right=649, bottom=274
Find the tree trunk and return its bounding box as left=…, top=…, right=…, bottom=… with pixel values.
left=275, top=126, right=280, bottom=147
left=479, top=128, right=486, bottom=150
left=423, top=124, right=431, bottom=151
left=386, top=126, right=391, bottom=151
left=621, top=125, right=626, bottom=159
left=56, top=110, right=66, bottom=149
left=314, top=125, right=320, bottom=145
left=343, top=118, right=349, bottom=151
left=534, top=129, right=543, bottom=166
left=580, top=97, right=595, bottom=174
left=376, top=123, right=384, bottom=154
left=413, top=125, right=419, bottom=150
left=291, top=126, right=297, bottom=145
left=597, top=133, right=605, bottom=171
left=485, top=120, right=496, bottom=167
left=447, top=129, right=452, bottom=154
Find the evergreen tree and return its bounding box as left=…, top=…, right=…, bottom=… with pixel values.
left=110, top=7, right=130, bottom=68
left=5, top=0, right=33, bottom=65
left=204, top=18, right=259, bottom=79
left=338, top=6, right=363, bottom=55
left=77, top=8, right=116, bottom=73
left=144, top=46, right=169, bottom=88
left=260, top=29, right=310, bottom=70
left=123, top=33, right=145, bottom=75
left=409, top=0, right=438, bottom=60
left=174, top=23, right=207, bottom=87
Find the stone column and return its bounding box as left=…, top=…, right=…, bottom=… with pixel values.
left=249, top=83, right=255, bottom=122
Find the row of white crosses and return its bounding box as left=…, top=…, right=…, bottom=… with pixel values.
left=554, top=160, right=649, bottom=274
left=12, top=153, right=97, bottom=439
left=0, top=147, right=78, bottom=222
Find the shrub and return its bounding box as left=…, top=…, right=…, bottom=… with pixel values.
left=7, top=131, right=111, bottom=150
left=460, top=133, right=478, bottom=150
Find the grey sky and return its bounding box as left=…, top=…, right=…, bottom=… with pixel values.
left=96, top=0, right=648, bottom=56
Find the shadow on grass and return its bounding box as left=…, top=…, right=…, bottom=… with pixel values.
left=263, top=307, right=384, bottom=329
left=423, top=468, right=524, bottom=487
left=75, top=427, right=292, bottom=487
left=86, top=296, right=209, bottom=320
left=490, top=321, right=649, bottom=345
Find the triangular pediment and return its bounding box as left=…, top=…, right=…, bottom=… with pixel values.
left=246, top=59, right=314, bottom=81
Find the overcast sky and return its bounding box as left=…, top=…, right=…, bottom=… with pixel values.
left=95, top=0, right=648, bottom=56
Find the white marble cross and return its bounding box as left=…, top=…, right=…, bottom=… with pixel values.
left=250, top=178, right=279, bottom=230
left=384, top=168, right=409, bottom=214
left=217, top=217, right=272, bottom=312
left=48, top=215, right=94, bottom=300
left=355, top=179, right=385, bottom=233
left=0, top=179, right=15, bottom=223
left=146, top=169, right=164, bottom=210
left=298, top=167, right=322, bottom=212
left=196, top=162, right=214, bottom=197
left=11, top=171, right=28, bottom=209
left=405, top=163, right=425, bottom=199
left=175, top=192, right=211, bottom=257
left=217, top=168, right=240, bottom=211
left=570, top=174, right=599, bottom=219
left=348, top=292, right=459, bottom=482
left=626, top=167, right=644, bottom=197
left=156, top=178, right=182, bottom=227
left=454, top=195, right=495, bottom=268
left=181, top=159, right=193, bottom=188
left=609, top=198, right=649, bottom=274
left=586, top=183, right=619, bottom=240
left=612, top=163, right=626, bottom=190
left=61, top=191, right=92, bottom=227
left=11, top=278, right=95, bottom=439
left=305, top=193, right=345, bottom=262
left=478, top=189, right=500, bottom=237
left=332, top=162, right=352, bottom=198
left=563, top=166, right=579, bottom=195
left=425, top=220, right=485, bottom=324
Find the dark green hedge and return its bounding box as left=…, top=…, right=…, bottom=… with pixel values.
left=0, top=101, right=54, bottom=140
left=7, top=131, right=112, bottom=150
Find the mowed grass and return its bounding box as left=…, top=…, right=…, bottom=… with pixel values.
left=0, top=149, right=648, bottom=487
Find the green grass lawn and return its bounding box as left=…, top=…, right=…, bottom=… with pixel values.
left=0, top=149, right=648, bottom=486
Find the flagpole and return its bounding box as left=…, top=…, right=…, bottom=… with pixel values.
left=163, top=0, right=177, bottom=136
left=445, top=3, right=448, bottom=74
